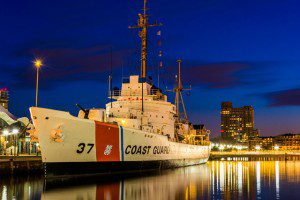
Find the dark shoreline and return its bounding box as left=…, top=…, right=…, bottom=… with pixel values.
left=209, top=151, right=300, bottom=161
left=1, top=153, right=300, bottom=175
left=0, top=156, right=43, bottom=175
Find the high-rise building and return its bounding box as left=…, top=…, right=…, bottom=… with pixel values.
left=0, top=88, right=9, bottom=110
left=221, top=102, right=256, bottom=142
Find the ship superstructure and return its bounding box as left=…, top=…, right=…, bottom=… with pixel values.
left=29, top=0, right=210, bottom=177
left=106, top=76, right=176, bottom=138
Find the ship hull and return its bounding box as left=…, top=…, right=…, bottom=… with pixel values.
left=30, top=107, right=210, bottom=177
left=45, top=158, right=208, bottom=177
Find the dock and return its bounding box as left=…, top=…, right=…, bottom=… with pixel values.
left=209, top=151, right=300, bottom=161
left=0, top=156, right=43, bottom=175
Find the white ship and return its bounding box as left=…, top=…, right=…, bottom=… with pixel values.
left=30, top=0, right=210, bottom=177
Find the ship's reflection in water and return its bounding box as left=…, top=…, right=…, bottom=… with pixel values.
left=0, top=161, right=299, bottom=199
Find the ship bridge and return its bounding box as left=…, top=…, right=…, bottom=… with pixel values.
left=106, top=75, right=176, bottom=139
left=109, top=75, right=167, bottom=102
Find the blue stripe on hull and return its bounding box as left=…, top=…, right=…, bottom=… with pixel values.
left=120, top=126, right=124, bottom=161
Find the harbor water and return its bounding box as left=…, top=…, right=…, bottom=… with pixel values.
left=0, top=160, right=299, bottom=199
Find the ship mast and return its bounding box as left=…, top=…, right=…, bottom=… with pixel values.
left=129, top=0, right=162, bottom=79
left=129, top=0, right=162, bottom=118
left=174, top=59, right=191, bottom=124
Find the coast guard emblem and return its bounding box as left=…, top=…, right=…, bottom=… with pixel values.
left=95, top=122, right=120, bottom=161
left=104, top=145, right=113, bottom=155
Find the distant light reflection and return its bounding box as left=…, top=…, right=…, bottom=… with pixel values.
left=256, top=162, right=261, bottom=197
left=29, top=186, right=31, bottom=199
left=220, top=162, right=225, bottom=191
left=238, top=162, right=243, bottom=195
left=212, top=161, right=215, bottom=195
left=275, top=161, right=280, bottom=199
left=216, top=161, right=219, bottom=190
left=2, top=186, right=7, bottom=200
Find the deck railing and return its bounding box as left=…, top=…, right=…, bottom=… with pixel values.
left=108, top=89, right=161, bottom=97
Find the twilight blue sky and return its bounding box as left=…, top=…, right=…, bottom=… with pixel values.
left=1, top=0, right=300, bottom=137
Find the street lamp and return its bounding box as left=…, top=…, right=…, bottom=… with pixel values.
left=255, top=145, right=261, bottom=151
left=12, top=129, right=19, bottom=135
left=33, top=58, right=43, bottom=107
left=2, top=129, right=9, bottom=136
left=236, top=145, right=242, bottom=151
left=11, top=129, right=19, bottom=156
left=274, top=145, right=280, bottom=150
left=36, top=143, right=39, bottom=156
left=219, top=145, right=225, bottom=151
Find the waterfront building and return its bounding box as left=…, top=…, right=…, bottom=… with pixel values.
left=0, top=105, right=39, bottom=155
left=0, top=88, right=9, bottom=110
left=221, top=102, right=256, bottom=142
left=248, top=136, right=274, bottom=150
left=252, top=129, right=260, bottom=137
left=0, top=104, right=15, bottom=130
left=275, top=133, right=300, bottom=150
left=248, top=133, right=300, bottom=150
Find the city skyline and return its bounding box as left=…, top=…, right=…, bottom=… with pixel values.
left=1, top=0, right=300, bottom=137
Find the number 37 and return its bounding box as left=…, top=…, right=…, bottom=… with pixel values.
left=77, top=143, right=94, bottom=154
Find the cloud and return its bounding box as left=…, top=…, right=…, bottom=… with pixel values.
left=3, top=44, right=134, bottom=89
left=2, top=37, right=282, bottom=92
left=183, top=62, right=249, bottom=88
left=160, top=61, right=264, bottom=89
left=158, top=60, right=283, bottom=90
left=265, top=88, right=300, bottom=107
